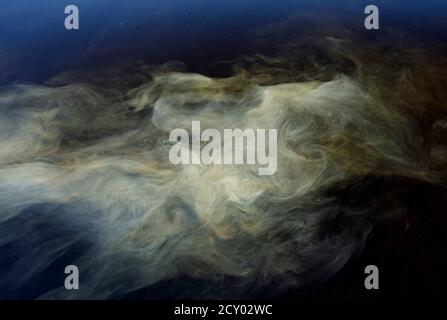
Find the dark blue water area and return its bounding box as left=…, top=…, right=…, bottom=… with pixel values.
left=0, top=0, right=446, bottom=84
left=0, top=202, right=98, bottom=299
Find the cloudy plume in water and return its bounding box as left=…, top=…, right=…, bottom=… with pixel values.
left=0, top=21, right=446, bottom=299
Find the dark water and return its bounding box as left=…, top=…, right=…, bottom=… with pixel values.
left=1, top=0, right=446, bottom=84
left=0, top=1, right=447, bottom=300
